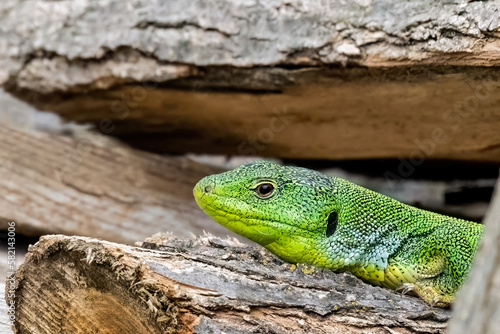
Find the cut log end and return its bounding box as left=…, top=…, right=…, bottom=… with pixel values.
left=11, top=236, right=178, bottom=334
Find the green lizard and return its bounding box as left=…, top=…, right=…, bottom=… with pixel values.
left=193, top=160, right=484, bottom=307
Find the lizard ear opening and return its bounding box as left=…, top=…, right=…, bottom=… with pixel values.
left=326, top=212, right=338, bottom=237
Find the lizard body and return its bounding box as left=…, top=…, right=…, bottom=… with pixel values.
left=193, top=161, right=484, bottom=307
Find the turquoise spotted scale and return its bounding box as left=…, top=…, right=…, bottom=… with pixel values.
left=193, top=161, right=484, bottom=307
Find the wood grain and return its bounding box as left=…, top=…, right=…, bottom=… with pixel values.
left=0, top=125, right=236, bottom=243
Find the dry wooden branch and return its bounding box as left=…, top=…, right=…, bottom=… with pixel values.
left=0, top=125, right=235, bottom=243
left=7, top=234, right=450, bottom=334
left=1, top=0, right=500, bottom=161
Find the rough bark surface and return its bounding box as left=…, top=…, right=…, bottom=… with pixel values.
left=0, top=125, right=237, bottom=244
left=448, top=172, right=500, bottom=334
left=7, top=234, right=450, bottom=334
left=1, top=0, right=500, bottom=84
left=1, top=0, right=500, bottom=161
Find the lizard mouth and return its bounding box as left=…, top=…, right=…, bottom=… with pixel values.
left=194, top=189, right=278, bottom=245
left=193, top=184, right=292, bottom=245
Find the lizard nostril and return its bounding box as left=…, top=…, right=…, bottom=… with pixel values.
left=204, top=185, right=213, bottom=193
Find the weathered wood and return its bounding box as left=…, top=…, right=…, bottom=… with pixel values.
left=1, top=0, right=500, bottom=161
left=448, top=172, right=500, bottom=334
left=7, top=234, right=450, bottom=334
left=1, top=248, right=14, bottom=334
left=1, top=282, right=12, bottom=334
left=0, top=125, right=239, bottom=243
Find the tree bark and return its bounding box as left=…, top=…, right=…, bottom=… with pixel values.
left=1, top=0, right=500, bottom=161
left=7, top=234, right=450, bottom=334
left=0, top=125, right=236, bottom=244
left=448, top=172, right=500, bottom=334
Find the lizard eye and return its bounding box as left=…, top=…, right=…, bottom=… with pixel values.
left=256, top=183, right=274, bottom=198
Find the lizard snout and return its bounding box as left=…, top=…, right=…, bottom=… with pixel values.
left=193, top=176, right=216, bottom=201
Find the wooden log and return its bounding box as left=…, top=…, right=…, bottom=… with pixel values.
left=7, top=234, right=450, bottom=334
left=0, top=125, right=239, bottom=243
left=1, top=1, right=500, bottom=162
left=448, top=172, right=500, bottom=334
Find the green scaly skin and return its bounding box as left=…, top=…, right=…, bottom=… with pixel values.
left=193, top=161, right=484, bottom=307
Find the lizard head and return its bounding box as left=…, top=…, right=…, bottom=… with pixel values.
left=193, top=160, right=338, bottom=264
